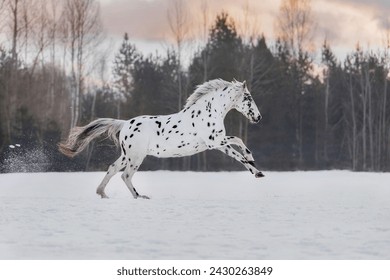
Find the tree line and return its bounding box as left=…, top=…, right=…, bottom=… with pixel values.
left=1, top=0, right=390, bottom=172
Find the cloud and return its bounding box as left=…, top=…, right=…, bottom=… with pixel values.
left=100, top=0, right=278, bottom=42
left=311, top=0, right=390, bottom=54
left=101, top=0, right=171, bottom=40
left=327, top=0, right=390, bottom=10
left=99, top=0, right=390, bottom=58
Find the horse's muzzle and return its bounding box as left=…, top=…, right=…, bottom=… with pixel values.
left=252, top=115, right=262, bottom=124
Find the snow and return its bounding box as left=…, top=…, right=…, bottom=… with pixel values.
left=8, top=144, right=20, bottom=149
left=0, top=171, right=389, bottom=259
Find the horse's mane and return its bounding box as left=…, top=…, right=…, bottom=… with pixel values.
left=185, top=79, right=234, bottom=108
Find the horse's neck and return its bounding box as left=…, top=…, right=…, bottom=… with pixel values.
left=186, top=89, right=234, bottom=119
left=216, top=91, right=235, bottom=118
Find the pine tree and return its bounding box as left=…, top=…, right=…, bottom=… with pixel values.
left=112, top=33, right=140, bottom=118
left=208, top=12, right=243, bottom=80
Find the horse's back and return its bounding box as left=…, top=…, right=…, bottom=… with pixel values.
left=134, top=112, right=208, bottom=158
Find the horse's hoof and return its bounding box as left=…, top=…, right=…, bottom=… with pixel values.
left=255, top=172, right=265, bottom=178
left=139, top=195, right=150, bottom=199
left=97, top=192, right=109, bottom=199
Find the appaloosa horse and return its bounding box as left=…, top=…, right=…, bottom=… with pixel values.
left=59, top=79, right=263, bottom=199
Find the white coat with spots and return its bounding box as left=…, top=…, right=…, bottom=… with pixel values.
left=59, top=79, right=263, bottom=199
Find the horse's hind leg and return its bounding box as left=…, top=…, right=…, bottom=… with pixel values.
left=121, top=157, right=149, bottom=199
left=96, top=156, right=126, bottom=198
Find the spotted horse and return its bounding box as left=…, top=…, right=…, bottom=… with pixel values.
left=59, top=79, right=264, bottom=199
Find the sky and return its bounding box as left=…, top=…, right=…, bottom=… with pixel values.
left=99, top=0, right=390, bottom=62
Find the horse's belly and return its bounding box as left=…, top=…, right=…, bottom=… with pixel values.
left=147, top=140, right=207, bottom=158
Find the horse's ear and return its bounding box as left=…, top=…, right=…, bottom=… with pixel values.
left=232, top=78, right=238, bottom=83
left=243, top=80, right=247, bottom=88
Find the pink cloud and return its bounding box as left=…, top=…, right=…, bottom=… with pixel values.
left=100, top=0, right=390, bottom=58
left=100, top=0, right=278, bottom=41
left=101, top=0, right=171, bottom=40
left=314, top=0, right=389, bottom=50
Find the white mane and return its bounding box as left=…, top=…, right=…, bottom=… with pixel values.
left=185, top=79, right=235, bottom=108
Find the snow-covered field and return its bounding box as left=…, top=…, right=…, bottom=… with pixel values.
left=0, top=171, right=389, bottom=259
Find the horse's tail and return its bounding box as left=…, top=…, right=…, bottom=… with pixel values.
left=58, top=118, right=125, bottom=158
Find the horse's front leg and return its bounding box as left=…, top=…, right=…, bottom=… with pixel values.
left=216, top=145, right=264, bottom=178
left=224, top=136, right=255, bottom=162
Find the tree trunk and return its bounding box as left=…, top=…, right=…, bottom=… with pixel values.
left=324, top=70, right=330, bottom=162
left=366, top=68, right=374, bottom=170
left=361, top=68, right=367, bottom=170
left=349, top=73, right=357, bottom=170
left=382, top=71, right=388, bottom=170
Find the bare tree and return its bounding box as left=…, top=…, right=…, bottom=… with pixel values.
left=359, top=54, right=368, bottom=170
left=30, top=0, right=52, bottom=75
left=167, top=0, right=191, bottom=170
left=275, top=0, right=315, bottom=58
left=61, top=0, right=103, bottom=128
left=239, top=0, right=260, bottom=46
left=46, top=0, right=62, bottom=113
left=276, top=0, right=315, bottom=166
left=198, top=0, right=210, bottom=171
left=20, top=0, right=32, bottom=62
left=1, top=0, right=21, bottom=143
left=8, top=0, right=20, bottom=61
left=238, top=1, right=261, bottom=144
left=167, top=0, right=190, bottom=110
left=379, top=21, right=390, bottom=169
left=200, top=0, right=209, bottom=82
left=321, top=39, right=339, bottom=163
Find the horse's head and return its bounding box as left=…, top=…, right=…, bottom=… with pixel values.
left=232, top=80, right=262, bottom=124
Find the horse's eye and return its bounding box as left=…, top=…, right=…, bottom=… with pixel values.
left=243, top=94, right=252, bottom=102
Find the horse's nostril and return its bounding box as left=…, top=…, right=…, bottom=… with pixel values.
left=252, top=116, right=261, bottom=123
